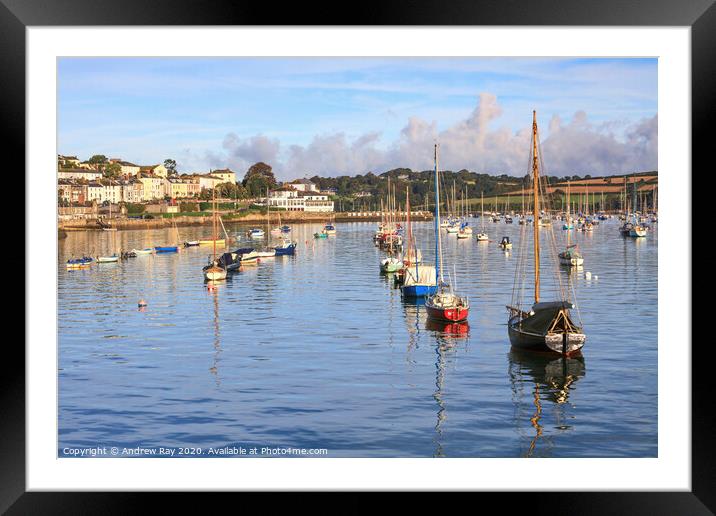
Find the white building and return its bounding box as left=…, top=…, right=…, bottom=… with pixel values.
left=268, top=188, right=333, bottom=212
left=198, top=174, right=225, bottom=190
left=58, top=169, right=103, bottom=181
left=209, top=168, right=236, bottom=184
left=86, top=182, right=104, bottom=202
left=288, top=179, right=319, bottom=192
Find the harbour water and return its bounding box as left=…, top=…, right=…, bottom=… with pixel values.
left=58, top=219, right=657, bottom=457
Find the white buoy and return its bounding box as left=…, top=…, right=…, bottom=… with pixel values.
left=585, top=271, right=592, bottom=280
left=593, top=275, right=598, bottom=280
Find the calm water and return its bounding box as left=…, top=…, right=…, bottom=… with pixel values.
left=58, top=218, right=657, bottom=457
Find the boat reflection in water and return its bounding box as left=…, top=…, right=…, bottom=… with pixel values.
left=207, top=281, right=223, bottom=386
left=426, top=314, right=469, bottom=458
left=508, top=349, right=586, bottom=457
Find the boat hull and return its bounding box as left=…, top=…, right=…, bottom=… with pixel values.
left=508, top=317, right=585, bottom=356
left=199, top=239, right=225, bottom=246
left=204, top=267, right=227, bottom=281
left=96, top=255, right=119, bottom=263
left=425, top=302, right=469, bottom=322
left=274, top=244, right=296, bottom=256
left=155, top=246, right=178, bottom=253
left=401, top=284, right=438, bottom=297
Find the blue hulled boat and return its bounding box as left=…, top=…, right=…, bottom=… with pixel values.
left=155, top=246, right=179, bottom=253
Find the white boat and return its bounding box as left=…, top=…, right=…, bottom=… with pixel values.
left=130, top=248, right=154, bottom=256
left=256, top=249, right=276, bottom=258
left=96, top=254, right=120, bottom=263
left=475, top=193, right=489, bottom=241
left=203, top=187, right=227, bottom=281
left=240, top=250, right=260, bottom=263
left=445, top=225, right=459, bottom=234
left=248, top=228, right=265, bottom=238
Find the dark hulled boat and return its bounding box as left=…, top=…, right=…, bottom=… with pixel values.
left=507, top=112, right=585, bottom=355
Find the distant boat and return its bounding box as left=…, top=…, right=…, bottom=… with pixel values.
left=475, top=192, right=489, bottom=241
left=558, top=244, right=584, bottom=266
left=274, top=240, right=297, bottom=256
left=199, top=238, right=226, bottom=246
left=314, top=230, right=328, bottom=238
left=203, top=187, right=227, bottom=281
left=184, top=240, right=200, bottom=247
left=380, top=257, right=402, bottom=273
left=248, top=228, right=265, bottom=239
left=507, top=111, right=585, bottom=355
left=280, top=225, right=291, bottom=233
left=96, top=254, right=120, bottom=263
left=425, top=144, right=470, bottom=323
left=129, top=248, right=153, bottom=256
left=66, top=256, right=94, bottom=269
left=323, top=223, right=336, bottom=235
left=155, top=246, right=178, bottom=253
left=499, top=236, right=513, bottom=249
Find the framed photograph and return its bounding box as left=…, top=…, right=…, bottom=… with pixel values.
left=10, top=0, right=710, bottom=511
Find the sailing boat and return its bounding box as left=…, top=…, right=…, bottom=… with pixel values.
left=475, top=191, right=489, bottom=241
left=562, top=182, right=574, bottom=230
left=559, top=181, right=584, bottom=267
left=97, top=225, right=120, bottom=263
left=400, top=186, right=436, bottom=297
left=155, top=215, right=180, bottom=253
left=457, top=187, right=472, bottom=238
left=203, top=187, right=227, bottom=281
left=507, top=112, right=585, bottom=355
left=425, top=144, right=470, bottom=323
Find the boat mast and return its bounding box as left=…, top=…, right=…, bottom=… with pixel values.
left=434, top=144, right=443, bottom=285
left=212, top=184, right=217, bottom=263
left=532, top=111, right=540, bottom=304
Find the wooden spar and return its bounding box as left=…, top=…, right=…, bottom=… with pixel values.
left=212, top=185, right=217, bottom=261
left=532, top=110, right=540, bottom=304
left=434, top=144, right=443, bottom=284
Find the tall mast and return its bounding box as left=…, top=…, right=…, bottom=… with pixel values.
left=532, top=111, right=540, bottom=304
left=434, top=144, right=443, bottom=285
left=212, top=184, right=217, bottom=261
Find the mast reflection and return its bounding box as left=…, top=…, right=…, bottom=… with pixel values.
left=508, top=349, right=586, bottom=457
left=426, top=319, right=469, bottom=457
left=207, top=282, right=222, bottom=385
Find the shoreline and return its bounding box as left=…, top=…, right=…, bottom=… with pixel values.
left=58, top=211, right=434, bottom=232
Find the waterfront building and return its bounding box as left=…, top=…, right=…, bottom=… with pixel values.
left=288, top=178, right=319, bottom=193
left=58, top=169, right=103, bottom=181
left=120, top=179, right=144, bottom=204
left=86, top=182, right=104, bottom=202
left=140, top=164, right=168, bottom=178
left=57, top=179, right=87, bottom=204
left=198, top=174, right=225, bottom=190
left=117, top=161, right=141, bottom=176
left=137, top=174, right=166, bottom=201
left=209, top=168, right=236, bottom=184
left=268, top=187, right=334, bottom=212
left=165, top=176, right=200, bottom=199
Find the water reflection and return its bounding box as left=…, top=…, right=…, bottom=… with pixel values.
left=427, top=320, right=469, bottom=458
left=207, top=283, right=222, bottom=385
left=508, top=349, right=586, bottom=457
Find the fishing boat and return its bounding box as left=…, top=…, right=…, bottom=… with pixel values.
left=425, top=144, right=470, bottom=323
left=203, top=187, right=227, bottom=281
left=507, top=112, right=585, bottom=355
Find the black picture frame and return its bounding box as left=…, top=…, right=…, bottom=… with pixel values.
left=6, top=0, right=708, bottom=512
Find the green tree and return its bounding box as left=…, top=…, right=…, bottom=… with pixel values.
left=88, top=154, right=108, bottom=164
left=103, top=162, right=121, bottom=178
left=163, top=159, right=177, bottom=174
left=242, top=162, right=277, bottom=197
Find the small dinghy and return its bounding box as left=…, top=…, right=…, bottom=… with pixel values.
left=248, top=228, right=265, bottom=239
left=558, top=244, right=584, bottom=266
left=380, top=256, right=402, bottom=273
left=314, top=230, right=328, bottom=238
left=323, top=224, right=337, bottom=235
left=96, top=254, right=120, bottom=263
left=66, top=256, right=94, bottom=269
left=155, top=246, right=179, bottom=253
left=184, top=240, right=200, bottom=247
left=499, top=236, right=513, bottom=249
left=129, top=248, right=154, bottom=256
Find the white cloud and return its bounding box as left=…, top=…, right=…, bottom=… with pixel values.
left=203, top=93, right=657, bottom=180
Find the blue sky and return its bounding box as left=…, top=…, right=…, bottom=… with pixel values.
left=58, top=57, right=657, bottom=180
